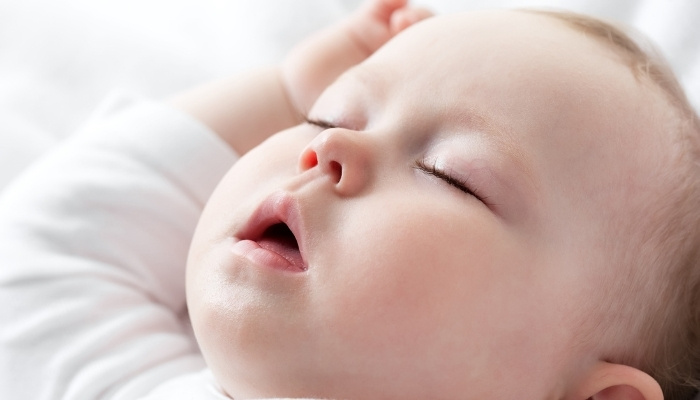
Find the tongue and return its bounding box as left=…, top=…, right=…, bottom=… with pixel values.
left=257, top=237, right=304, bottom=271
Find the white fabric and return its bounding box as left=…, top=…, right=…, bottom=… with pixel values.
left=0, top=1, right=699, bottom=399
left=0, top=93, right=237, bottom=399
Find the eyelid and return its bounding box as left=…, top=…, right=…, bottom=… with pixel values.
left=414, top=159, right=488, bottom=205
left=304, top=116, right=337, bottom=130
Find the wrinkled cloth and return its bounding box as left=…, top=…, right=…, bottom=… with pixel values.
left=0, top=94, right=237, bottom=399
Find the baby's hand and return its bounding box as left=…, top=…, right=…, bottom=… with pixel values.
left=282, top=0, right=431, bottom=116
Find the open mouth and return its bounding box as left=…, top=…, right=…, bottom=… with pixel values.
left=255, top=222, right=305, bottom=271
left=233, top=193, right=308, bottom=273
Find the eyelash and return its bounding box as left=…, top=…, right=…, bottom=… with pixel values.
left=304, top=116, right=336, bottom=130
left=414, top=159, right=486, bottom=203
left=305, top=117, right=487, bottom=204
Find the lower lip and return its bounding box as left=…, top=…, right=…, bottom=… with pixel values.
left=230, top=239, right=305, bottom=273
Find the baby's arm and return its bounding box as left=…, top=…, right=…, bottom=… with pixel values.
left=170, top=0, right=430, bottom=154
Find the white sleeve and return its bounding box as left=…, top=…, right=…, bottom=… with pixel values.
left=0, top=93, right=238, bottom=400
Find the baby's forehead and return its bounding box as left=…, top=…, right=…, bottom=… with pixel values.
left=360, top=10, right=632, bottom=96
left=352, top=11, right=658, bottom=146
left=374, top=8, right=650, bottom=85
left=392, top=9, right=594, bottom=48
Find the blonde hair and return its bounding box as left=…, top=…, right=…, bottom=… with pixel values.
left=522, top=9, right=700, bottom=400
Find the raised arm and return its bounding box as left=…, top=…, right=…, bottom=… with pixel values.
left=169, top=0, right=430, bottom=155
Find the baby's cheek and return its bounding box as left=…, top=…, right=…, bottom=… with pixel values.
left=227, top=137, right=299, bottom=191
left=315, top=200, right=503, bottom=352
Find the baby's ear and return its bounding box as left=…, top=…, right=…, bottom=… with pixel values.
left=572, top=361, right=663, bottom=400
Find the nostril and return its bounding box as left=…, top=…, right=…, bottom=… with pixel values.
left=329, top=161, right=342, bottom=184
left=300, top=150, right=318, bottom=170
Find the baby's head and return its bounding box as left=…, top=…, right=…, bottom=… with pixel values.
left=186, top=9, right=700, bottom=400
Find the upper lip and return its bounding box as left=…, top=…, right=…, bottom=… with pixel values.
left=235, top=191, right=307, bottom=267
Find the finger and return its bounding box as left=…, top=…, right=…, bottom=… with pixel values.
left=390, top=7, right=433, bottom=34
left=360, top=0, right=409, bottom=25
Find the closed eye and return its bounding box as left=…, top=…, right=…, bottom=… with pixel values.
left=414, top=159, right=487, bottom=204
left=304, top=116, right=337, bottom=130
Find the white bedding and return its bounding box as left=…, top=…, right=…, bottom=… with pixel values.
left=1, top=0, right=699, bottom=398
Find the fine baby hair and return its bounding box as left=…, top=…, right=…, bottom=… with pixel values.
left=525, top=10, right=700, bottom=400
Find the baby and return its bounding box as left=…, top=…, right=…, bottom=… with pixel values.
left=0, top=0, right=699, bottom=399
left=177, top=0, right=700, bottom=399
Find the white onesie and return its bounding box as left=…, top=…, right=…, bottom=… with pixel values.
left=0, top=94, right=236, bottom=399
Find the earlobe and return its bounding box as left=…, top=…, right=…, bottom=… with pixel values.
left=573, top=361, right=663, bottom=400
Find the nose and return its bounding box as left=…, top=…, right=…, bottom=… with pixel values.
left=298, top=128, right=373, bottom=196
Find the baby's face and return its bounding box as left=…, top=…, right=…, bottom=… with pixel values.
left=187, top=10, right=672, bottom=400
